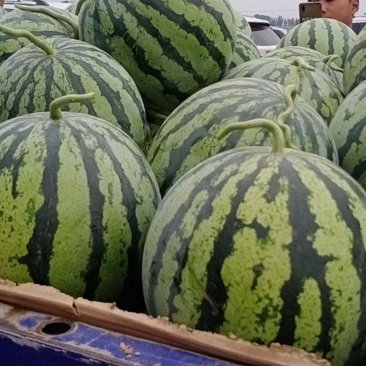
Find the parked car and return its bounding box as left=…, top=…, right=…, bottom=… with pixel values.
left=244, top=16, right=281, bottom=56
left=3, top=0, right=72, bottom=11
left=271, top=26, right=288, bottom=39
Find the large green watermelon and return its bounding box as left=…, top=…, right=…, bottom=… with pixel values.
left=276, top=18, right=356, bottom=69
left=264, top=46, right=344, bottom=92
left=224, top=57, right=343, bottom=125
left=233, top=8, right=251, bottom=37
left=143, top=120, right=366, bottom=366
left=148, top=78, right=338, bottom=194
left=229, top=28, right=260, bottom=69
left=343, top=25, right=366, bottom=94
left=0, top=29, right=148, bottom=150
left=329, top=81, right=366, bottom=189
left=78, top=0, right=237, bottom=114
left=0, top=5, right=78, bottom=65
left=0, top=94, right=161, bottom=309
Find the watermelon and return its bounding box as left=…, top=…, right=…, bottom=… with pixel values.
left=230, top=28, right=260, bottom=69
left=276, top=18, right=357, bottom=69
left=0, top=5, right=78, bottom=65
left=223, top=57, right=344, bottom=125
left=329, top=81, right=366, bottom=189
left=148, top=78, right=338, bottom=194
left=343, top=25, right=366, bottom=94
left=143, top=119, right=366, bottom=366
left=0, top=7, right=7, bottom=18
left=78, top=0, right=237, bottom=114
left=66, top=0, right=82, bottom=15
left=0, top=93, right=161, bottom=309
left=264, top=46, right=344, bottom=92
left=0, top=26, right=148, bottom=151
left=233, top=9, right=251, bottom=37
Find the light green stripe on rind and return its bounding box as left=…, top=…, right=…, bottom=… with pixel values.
left=49, top=123, right=92, bottom=297
left=294, top=279, right=322, bottom=351
left=172, top=160, right=258, bottom=326
left=142, top=150, right=236, bottom=310
left=92, top=135, right=130, bottom=300
left=292, top=157, right=361, bottom=365
left=0, top=124, right=45, bottom=283
left=220, top=159, right=292, bottom=343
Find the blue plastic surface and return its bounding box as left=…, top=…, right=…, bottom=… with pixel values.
left=0, top=303, right=240, bottom=366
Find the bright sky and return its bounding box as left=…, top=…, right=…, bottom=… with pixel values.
left=229, top=0, right=366, bottom=18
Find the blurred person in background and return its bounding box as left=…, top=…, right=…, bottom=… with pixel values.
left=308, top=0, right=359, bottom=27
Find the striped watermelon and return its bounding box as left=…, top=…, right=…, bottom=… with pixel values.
left=0, top=27, right=148, bottom=151
left=66, top=0, right=81, bottom=15
left=343, top=25, right=366, bottom=94
left=276, top=18, right=357, bottom=69
left=143, top=120, right=366, bottom=366
left=0, top=6, right=78, bottom=65
left=78, top=0, right=237, bottom=114
left=223, top=57, right=343, bottom=125
left=0, top=93, right=161, bottom=309
left=264, top=46, right=344, bottom=92
left=230, top=28, right=260, bottom=69
left=233, top=9, right=251, bottom=37
left=329, top=82, right=366, bottom=189
left=148, top=78, right=338, bottom=194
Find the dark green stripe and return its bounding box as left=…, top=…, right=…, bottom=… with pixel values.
left=325, top=21, right=335, bottom=59
left=196, top=155, right=267, bottom=332
left=118, top=2, right=206, bottom=91
left=274, top=157, right=333, bottom=355
left=307, top=21, right=317, bottom=50
left=337, top=117, right=366, bottom=176
left=6, top=51, right=54, bottom=118
left=66, top=123, right=105, bottom=300
left=60, top=42, right=146, bottom=132
left=18, top=123, right=61, bottom=285
left=0, top=122, right=33, bottom=198
left=307, top=157, right=366, bottom=363
left=146, top=150, right=252, bottom=316
left=77, top=121, right=145, bottom=307
left=136, top=0, right=232, bottom=71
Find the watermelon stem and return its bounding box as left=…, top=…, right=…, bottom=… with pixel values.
left=0, top=25, right=54, bottom=55
left=146, top=109, right=168, bottom=126
left=75, top=0, right=87, bottom=16
left=15, top=4, right=80, bottom=40
left=49, top=93, right=95, bottom=120
left=291, top=57, right=315, bottom=71
left=217, top=118, right=285, bottom=154
left=277, top=85, right=298, bottom=150
left=322, top=55, right=344, bottom=72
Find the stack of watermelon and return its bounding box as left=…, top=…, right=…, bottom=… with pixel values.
left=0, top=2, right=366, bottom=365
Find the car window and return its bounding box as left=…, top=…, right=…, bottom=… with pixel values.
left=352, top=22, right=366, bottom=34
left=250, top=23, right=281, bottom=46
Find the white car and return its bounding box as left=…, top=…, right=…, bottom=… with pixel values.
left=3, top=0, right=73, bottom=11
left=244, top=16, right=281, bottom=56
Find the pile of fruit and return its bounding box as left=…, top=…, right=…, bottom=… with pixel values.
left=1, top=1, right=366, bottom=365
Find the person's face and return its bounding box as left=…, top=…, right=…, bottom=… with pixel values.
left=309, top=0, right=359, bottom=27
